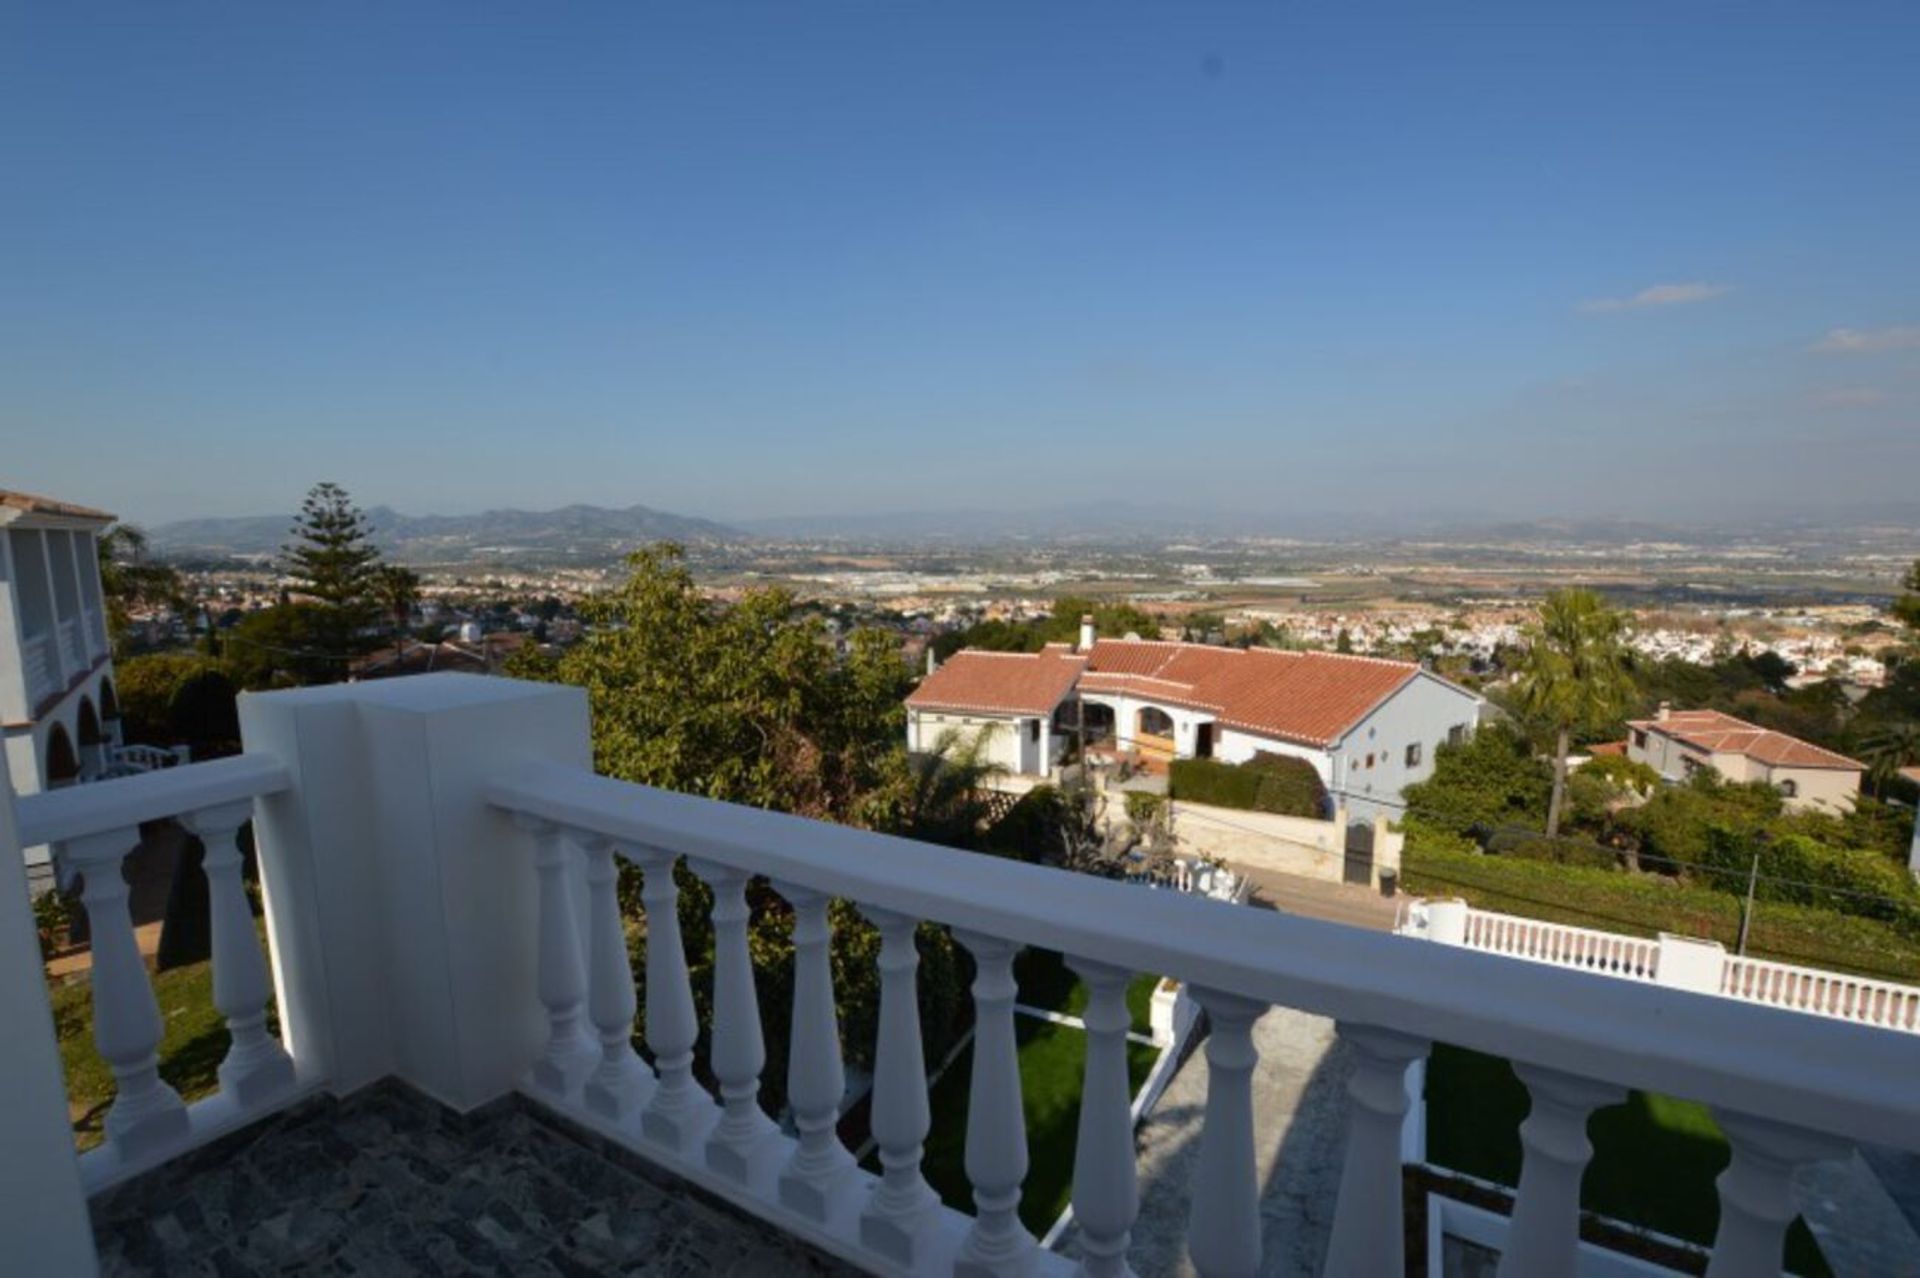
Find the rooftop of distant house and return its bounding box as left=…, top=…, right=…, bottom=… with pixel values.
left=908, top=633, right=1473, bottom=748
left=0, top=488, right=116, bottom=523
left=1629, top=707, right=1864, bottom=772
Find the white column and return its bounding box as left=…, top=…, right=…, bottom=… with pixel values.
left=1323, top=1023, right=1428, bottom=1276
left=690, top=858, right=777, bottom=1180
left=954, top=929, right=1034, bottom=1278
left=178, top=801, right=295, bottom=1107
left=858, top=905, right=938, bottom=1267
left=634, top=845, right=711, bottom=1151
left=38, top=534, right=69, bottom=685
left=775, top=882, right=855, bottom=1220
left=1067, top=956, right=1139, bottom=1278
left=1186, top=987, right=1266, bottom=1278
left=1495, top=1065, right=1622, bottom=1277
left=517, top=815, right=590, bottom=1095
left=577, top=832, right=646, bottom=1121
left=1705, top=1113, right=1846, bottom=1278
left=67, top=827, right=190, bottom=1156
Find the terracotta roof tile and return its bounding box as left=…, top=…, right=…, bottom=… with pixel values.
left=906, top=648, right=1087, bottom=716
left=1628, top=709, right=1863, bottom=772
left=0, top=488, right=116, bottom=522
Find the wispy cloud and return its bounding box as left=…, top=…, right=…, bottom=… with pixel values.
left=1811, top=387, right=1888, bottom=408
left=1810, top=325, right=1920, bottom=354
left=1578, top=282, right=1729, bottom=313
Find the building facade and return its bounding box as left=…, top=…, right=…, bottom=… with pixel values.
left=1625, top=705, right=1863, bottom=812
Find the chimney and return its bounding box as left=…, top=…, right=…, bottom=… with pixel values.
left=1657, top=700, right=1671, bottom=721
left=926, top=646, right=938, bottom=676
left=1078, top=614, right=1096, bottom=654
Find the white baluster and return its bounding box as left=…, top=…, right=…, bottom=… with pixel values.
left=66, top=828, right=189, bottom=1156
left=515, top=815, right=590, bottom=1095
left=689, top=858, right=778, bottom=1180
left=179, top=802, right=294, bottom=1107
left=1066, top=956, right=1139, bottom=1278
left=633, top=845, right=712, bottom=1151
left=1186, top=987, right=1266, bottom=1278
left=953, top=930, right=1033, bottom=1278
left=1496, top=1065, right=1623, bottom=1277
left=576, top=832, right=646, bottom=1121
left=858, top=906, right=938, bottom=1266
left=774, top=882, right=855, bottom=1220
left=1323, top=1023, right=1428, bottom=1276
left=1705, top=1113, right=1846, bottom=1278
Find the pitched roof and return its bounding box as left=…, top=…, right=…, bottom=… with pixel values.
left=0, top=489, right=116, bottom=523
left=906, top=645, right=1087, bottom=716
left=908, top=637, right=1463, bottom=748
left=1628, top=709, right=1863, bottom=772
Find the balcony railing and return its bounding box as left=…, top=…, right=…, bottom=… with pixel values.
left=7, top=674, right=1920, bottom=1276
left=57, top=617, right=87, bottom=683
left=22, top=631, right=59, bottom=707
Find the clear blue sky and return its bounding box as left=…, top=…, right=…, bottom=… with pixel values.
left=4, top=3, right=1917, bottom=528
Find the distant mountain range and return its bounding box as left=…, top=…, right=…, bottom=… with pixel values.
left=149, top=503, right=741, bottom=562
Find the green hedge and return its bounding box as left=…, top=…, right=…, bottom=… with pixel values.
left=1697, top=827, right=1920, bottom=927
left=1169, top=753, right=1326, bottom=818
left=1482, top=825, right=1619, bottom=870
left=1402, top=836, right=1920, bottom=982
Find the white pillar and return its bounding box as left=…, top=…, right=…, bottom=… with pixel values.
left=1067, top=956, right=1139, bottom=1278
left=954, top=929, right=1034, bottom=1278
left=1496, top=1065, right=1624, bottom=1277
left=518, top=816, right=591, bottom=1096
left=776, top=883, right=855, bottom=1220
left=178, top=800, right=295, bottom=1107
left=67, top=826, right=190, bottom=1156
left=577, top=832, right=646, bottom=1121
left=0, top=761, right=98, bottom=1272
left=237, top=673, right=590, bottom=1109
left=1187, top=987, right=1266, bottom=1277
left=690, top=858, right=777, bottom=1181
left=633, top=844, right=711, bottom=1152
left=859, top=905, right=938, bottom=1267
left=1706, top=1113, right=1847, bottom=1278
left=1323, top=1023, right=1428, bottom=1276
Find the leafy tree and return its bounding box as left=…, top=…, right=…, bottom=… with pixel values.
left=371, top=564, right=422, bottom=665
left=222, top=603, right=357, bottom=688
left=1894, top=558, right=1920, bottom=634
left=97, top=524, right=186, bottom=652
left=1403, top=722, right=1553, bottom=838
left=1858, top=721, right=1920, bottom=797
left=283, top=482, right=381, bottom=615
left=1514, top=589, right=1635, bottom=836
left=1335, top=627, right=1355, bottom=655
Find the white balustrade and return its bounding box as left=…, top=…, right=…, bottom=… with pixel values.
left=58, top=617, right=85, bottom=678
left=1186, top=986, right=1266, bottom=1278
left=859, top=905, right=939, bottom=1267
left=1323, top=1023, right=1428, bottom=1276
left=518, top=815, right=591, bottom=1095
left=1497, top=1065, right=1624, bottom=1277
left=633, top=845, right=712, bottom=1151
left=774, top=882, right=856, bottom=1220
left=22, top=633, right=58, bottom=706
left=178, top=802, right=294, bottom=1106
left=1722, top=954, right=1920, bottom=1033
left=1067, top=956, right=1140, bottom=1278
left=690, top=858, right=778, bottom=1180
left=954, top=929, right=1035, bottom=1278
left=578, top=831, right=647, bottom=1120
left=65, top=828, right=190, bottom=1156
left=1706, top=1113, right=1848, bottom=1278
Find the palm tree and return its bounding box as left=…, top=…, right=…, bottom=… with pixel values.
left=371, top=565, right=422, bottom=667
left=1859, top=722, right=1920, bottom=797
left=1515, top=588, right=1636, bottom=837
left=97, top=523, right=187, bottom=652
left=903, top=726, right=1006, bottom=847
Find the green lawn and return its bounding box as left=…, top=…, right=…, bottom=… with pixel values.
left=49, top=956, right=231, bottom=1152
left=1425, top=1043, right=1830, bottom=1276
left=1014, top=947, right=1160, bottom=1037
left=872, top=1014, right=1163, bottom=1235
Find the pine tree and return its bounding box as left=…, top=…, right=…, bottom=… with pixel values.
left=283, top=483, right=380, bottom=613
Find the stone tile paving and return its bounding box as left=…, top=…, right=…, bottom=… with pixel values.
left=91, top=1080, right=859, bottom=1276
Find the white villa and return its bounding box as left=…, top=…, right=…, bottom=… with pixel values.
left=1625, top=705, right=1864, bottom=813
left=906, top=618, right=1482, bottom=818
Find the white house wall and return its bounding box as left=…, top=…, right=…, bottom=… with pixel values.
left=908, top=709, right=1034, bottom=776
left=1213, top=727, right=1335, bottom=787
left=1330, top=673, right=1481, bottom=821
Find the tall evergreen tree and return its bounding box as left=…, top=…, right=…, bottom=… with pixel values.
left=283, top=483, right=380, bottom=612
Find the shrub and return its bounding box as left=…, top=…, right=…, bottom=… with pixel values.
left=1578, top=754, right=1662, bottom=794
left=1403, top=723, right=1552, bottom=837
left=1483, top=825, right=1619, bottom=870
left=1170, top=754, right=1326, bottom=817
left=1696, top=827, right=1920, bottom=927
left=114, top=653, right=222, bottom=746
left=1124, top=791, right=1166, bottom=828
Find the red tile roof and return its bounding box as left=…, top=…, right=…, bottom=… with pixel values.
left=1627, top=709, right=1863, bottom=772
left=906, top=645, right=1087, bottom=716
left=909, top=637, right=1455, bottom=748
left=0, top=489, right=116, bottom=522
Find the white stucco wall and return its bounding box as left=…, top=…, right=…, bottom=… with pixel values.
left=908, top=708, right=1046, bottom=776
left=1213, top=727, right=1335, bottom=786
left=1328, top=672, right=1481, bottom=821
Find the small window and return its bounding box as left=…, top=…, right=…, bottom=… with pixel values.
left=1447, top=724, right=1467, bottom=746
left=1405, top=742, right=1422, bottom=768
left=1779, top=778, right=1798, bottom=799
left=1028, top=719, right=1040, bottom=743
left=1632, top=730, right=1648, bottom=749
left=1365, top=753, right=1375, bottom=769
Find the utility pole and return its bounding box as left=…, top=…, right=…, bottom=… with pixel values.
left=1737, top=851, right=1760, bottom=956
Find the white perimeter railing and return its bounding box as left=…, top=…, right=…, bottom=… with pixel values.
left=490, top=761, right=1920, bottom=1278
left=1455, top=907, right=1660, bottom=983
left=1723, top=953, right=1920, bottom=1034
left=23, top=631, right=59, bottom=707
left=16, top=755, right=307, bottom=1191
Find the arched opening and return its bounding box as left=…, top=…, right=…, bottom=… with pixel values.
left=1135, top=706, right=1176, bottom=758
left=44, top=723, right=80, bottom=790
left=98, top=675, right=120, bottom=723
left=77, top=696, right=102, bottom=746
left=1053, top=698, right=1115, bottom=746
left=1779, top=778, right=1799, bottom=800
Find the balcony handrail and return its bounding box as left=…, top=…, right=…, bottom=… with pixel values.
left=488, top=760, right=1920, bottom=1154
left=16, top=753, right=289, bottom=847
